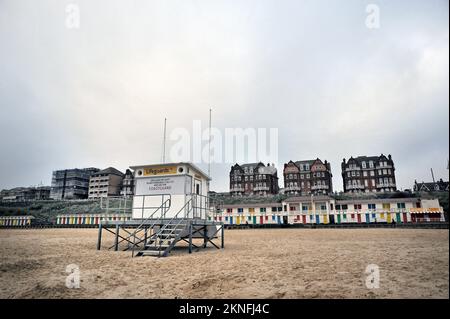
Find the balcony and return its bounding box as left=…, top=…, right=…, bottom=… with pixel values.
left=376, top=183, right=396, bottom=188
left=345, top=167, right=361, bottom=172
left=311, top=185, right=329, bottom=190
left=285, top=186, right=301, bottom=191
left=346, top=185, right=365, bottom=190
left=376, top=165, right=393, bottom=169
left=254, top=186, right=269, bottom=191
left=230, top=187, right=244, bottom=192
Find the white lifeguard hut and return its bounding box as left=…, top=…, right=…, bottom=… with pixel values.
left=96, top=162, right=224, bottom=257
left=130, top=162, right=210, bottom=220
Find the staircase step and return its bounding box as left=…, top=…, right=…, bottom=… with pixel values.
left=158, top=232, right=178, bottom=236
left=139, top=250, right=163, bottom=256
left=145, top=243, right=170, bottom=248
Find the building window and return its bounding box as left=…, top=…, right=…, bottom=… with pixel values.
left=238, top=208, right=243, bottom=213
left=362, top=161, right=366, bottom=168
left=260, top=207, right=266, bottom=213
left=354, top=204, right=362, bottom=210
left=368, top=204, right=376, bottom=210
left=397, top=203, right=406, bottom=209
left=249, top=208, right=255, bottom=213
left=382, top=203, right=390, bottom=210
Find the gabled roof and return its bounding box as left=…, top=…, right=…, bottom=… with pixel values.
left=295, top=160, right=315, bottom=166
left=414, top=180, right=449, bottom=192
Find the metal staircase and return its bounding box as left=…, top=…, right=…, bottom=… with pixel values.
left=96, top=193, right=225, bottom=257
left=131, top=197, right=194, bottom=257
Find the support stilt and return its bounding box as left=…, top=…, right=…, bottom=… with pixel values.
left=97, top=223, right=102, bottom=250
left=221, top=223, right=224, bottom=249
left=114, top=224, right=119, bottom=251
left=188, top=222, right=193, bottom=254
left=203, top=225, right=208, bottom=248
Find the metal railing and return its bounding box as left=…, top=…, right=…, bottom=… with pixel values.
left=124, top=195, right=172, bottom=254
left=138, top=198, right=195, bottom=256
left=131, top=193, right=223, bottom=257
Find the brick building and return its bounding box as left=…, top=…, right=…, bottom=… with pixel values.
left=342, top=154, right=396, bottom=193
left=230, top=162, right=279, bottom=196
left=283, top=158, right=333, bottom=196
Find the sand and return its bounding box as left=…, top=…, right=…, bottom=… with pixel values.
left=0, top=228, right=448, bottom=299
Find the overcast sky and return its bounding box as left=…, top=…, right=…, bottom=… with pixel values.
left=0, top=0, right=448, bottom=192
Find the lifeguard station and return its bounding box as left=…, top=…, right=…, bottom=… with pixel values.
left=96, top=162, right=224, bottom=257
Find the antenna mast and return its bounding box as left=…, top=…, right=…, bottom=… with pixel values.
left=162, top=118, right=167, bottom=163
left=208, top=108, right=212, bottom=177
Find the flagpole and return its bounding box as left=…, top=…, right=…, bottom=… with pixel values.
left=163, top=118, right=167, bottom=163
left=208, top=108, right=212, bottom=177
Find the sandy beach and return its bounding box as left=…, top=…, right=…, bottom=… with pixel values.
left=0, top=228, right=448, bottom=299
